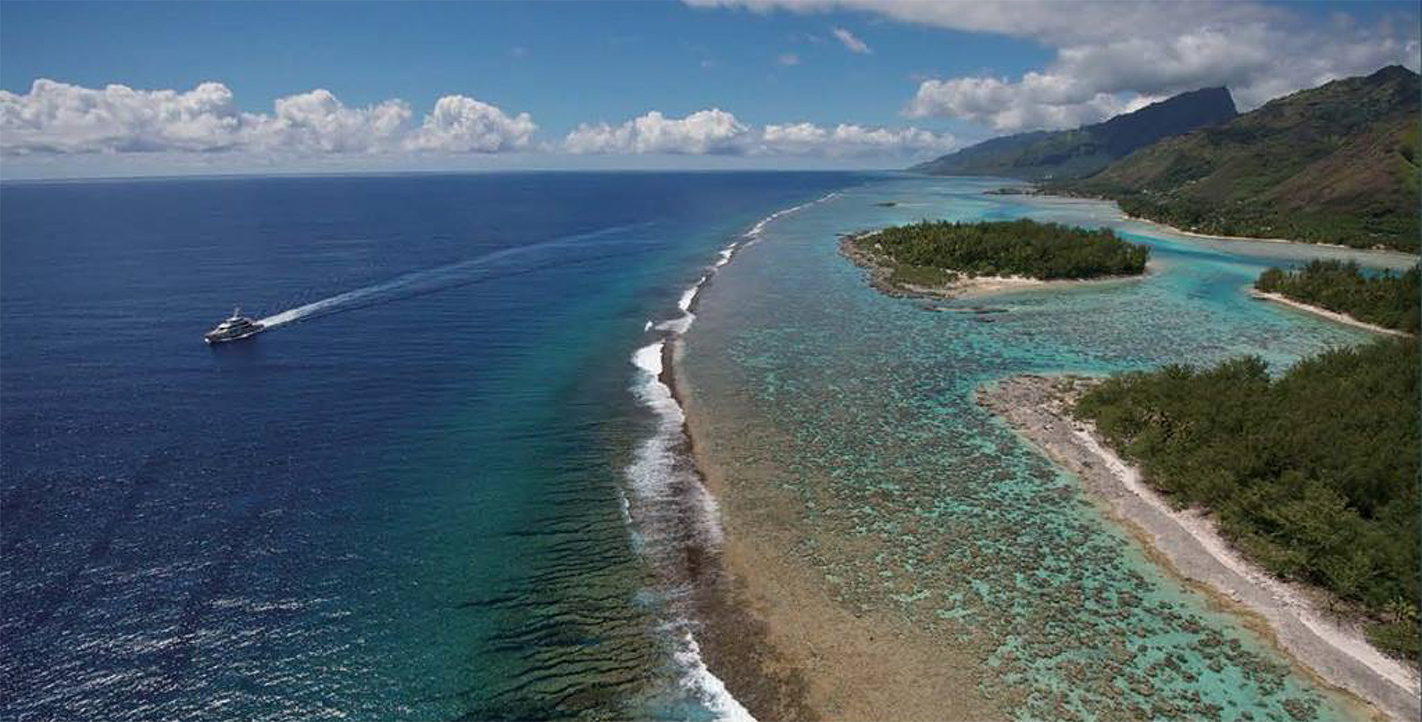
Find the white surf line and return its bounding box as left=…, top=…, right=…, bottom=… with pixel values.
left=621, top=191, right=838, bottom=722
left=256, top=223, right=650, bottom=328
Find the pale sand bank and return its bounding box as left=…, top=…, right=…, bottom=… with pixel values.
left=1249, top=289, right=1413, bottom=337
left=977, top=374, right=1421, bottom=722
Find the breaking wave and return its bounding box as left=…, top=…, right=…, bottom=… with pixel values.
left=621, top=192, right=836, bottom=721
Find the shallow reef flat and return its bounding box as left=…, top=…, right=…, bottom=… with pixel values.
left=679, top=176, right=1406, bottom=721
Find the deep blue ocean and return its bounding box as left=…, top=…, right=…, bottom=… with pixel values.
left=0, top=172, right=861, bottom=720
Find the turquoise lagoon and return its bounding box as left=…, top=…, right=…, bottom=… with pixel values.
left=681, top=175, right=1413, bottom=721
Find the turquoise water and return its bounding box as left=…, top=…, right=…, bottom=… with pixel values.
left=682, top=175, right=1412, bottom=721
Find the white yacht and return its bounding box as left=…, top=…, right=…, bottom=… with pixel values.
left=204, top=308, right=265, bottom=344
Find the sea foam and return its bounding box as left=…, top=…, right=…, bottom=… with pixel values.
left=620, top=191, right=836, bottom=721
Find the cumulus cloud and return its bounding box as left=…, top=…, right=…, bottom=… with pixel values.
left=906, top=75, right=1159, bottom=132
left=831, top=27, right=871, bottom=54
left=247, top=89, right=411, bottom=153
left=761, top=121, right=954, bottom=156
left=777, top=52, right=801, bottom=66
left=691, top=0, right=1420, bottom=132
left=0, top=79, right=536, bottom=156
left=406, top=95, right=537, bottom=152
left=565, top=110, right=955, bottom=157
left=0, top=79, right=248, bottom=154
left=564, top=109, right=752, bottom=154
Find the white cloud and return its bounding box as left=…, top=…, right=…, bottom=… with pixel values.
left=0, top=80, right=536, bottom=156
left=565, top=110, right=955, bottom=157
left=761, top=121, right=954, bottom=156
left=906, top=74, right=1159, bottom=132
left=691, top=0, right=1421, bottom=132
left=565, top=109, right=752, bottom=154
left=405, top=95, right=537, bottom=153
left=0, top=79, right=247, bottom=154
left=686, top=0, right=1278, bottom=46
left=245, top=89, right=411, bottom=153
left=831, top=27, right=871, bottom=54
left=777, top=52, right=801, bottom=66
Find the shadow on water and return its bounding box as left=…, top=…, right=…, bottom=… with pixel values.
left=207, top=337, right=270, bottom=367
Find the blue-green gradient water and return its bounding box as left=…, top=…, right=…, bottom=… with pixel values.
left=680, top=175, right=1415, bottom=721
left=0, top=172, right=859, bottom=721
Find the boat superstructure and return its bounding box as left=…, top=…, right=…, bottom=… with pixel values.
left=204, top=307, right=265, bottom=344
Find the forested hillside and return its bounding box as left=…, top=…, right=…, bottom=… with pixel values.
left=911, top=87, right=1237, bottom=180
left=1057, top=66, right=1420, bottom=251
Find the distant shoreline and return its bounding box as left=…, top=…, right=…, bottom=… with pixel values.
left=1021, top=188, right=1421, bottom=260
left=1248, top=289, right=1413, bottom=337
left=977, top=374, right=1422, bottom=722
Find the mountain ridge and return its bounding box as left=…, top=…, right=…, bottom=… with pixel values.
left=910, top=87, right=1238, bottom=180
left=1054, top=65, right=1421, bottom=251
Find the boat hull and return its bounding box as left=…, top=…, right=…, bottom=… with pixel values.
left=204, top=325, right=265, bottom=344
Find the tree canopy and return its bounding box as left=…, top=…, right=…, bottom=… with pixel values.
left=1074, top=338, right=1420, bottom=659
left=1255, top=260, right=1419, bottom=334
left=855, top=219, right=1149, bottom=280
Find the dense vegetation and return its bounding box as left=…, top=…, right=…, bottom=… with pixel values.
left=1056, top=66, right=1421, bottom=251
left=912, top=87, right=1236, bottom=180
left=1256, top=260, right=1419, bottom=334
left=1075, top=339, right=1420, bottom=659
left=852, top=219, right=1148, bottom=282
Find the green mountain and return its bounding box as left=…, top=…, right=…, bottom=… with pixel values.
left=1059, top=66, right=1421, bottom=251
left=910, top=87, right=1238, bottom=180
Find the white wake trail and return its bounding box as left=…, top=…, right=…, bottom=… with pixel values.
left=256, top=224, right=646, bottom=329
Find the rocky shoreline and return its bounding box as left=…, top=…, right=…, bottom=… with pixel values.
left=977, top=374, right=1421, bottom=722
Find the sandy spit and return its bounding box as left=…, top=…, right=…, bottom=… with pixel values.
left=977, top=374, right=1421, bottom=722
left=1249, top=289, right=1413, bottom=337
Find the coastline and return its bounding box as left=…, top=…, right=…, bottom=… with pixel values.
left=1124, top=212, right=1356, bottom=250
left=620, top=192, right=845, bottom=722
left=656, top=339, right=818, bottom=722
left=837, top=232, right=1145, bottom=301
left=1248, top=289, right=1413, bottom=337
left=977, top=374, right=1421, bottom=722
left=655, top=197, right=1000, bottom=720
left=1028, top=189, right=1420, bottom=260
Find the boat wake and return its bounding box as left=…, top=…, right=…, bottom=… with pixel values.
left=621, top=192, right=837, bottom=722
left=256, top=224, right=647, bottom=329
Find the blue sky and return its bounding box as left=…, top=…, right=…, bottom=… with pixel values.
left=0, top=2, right=1048, bottom=131
left=1, top=1, right=1417, bottom=178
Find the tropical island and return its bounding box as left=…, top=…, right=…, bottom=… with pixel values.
left=1253, top=260, right=1419, bottom=335
left=841, top=218, right=1149, bottom=298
